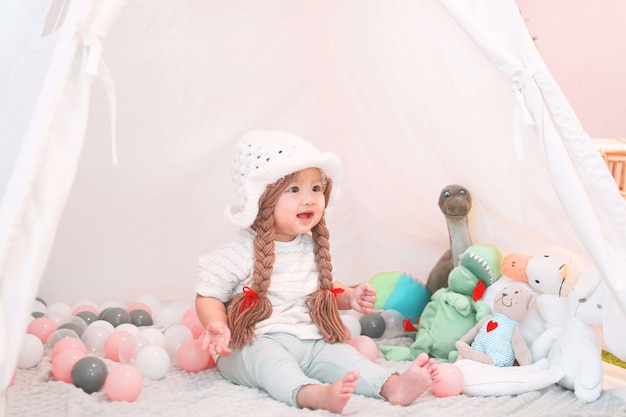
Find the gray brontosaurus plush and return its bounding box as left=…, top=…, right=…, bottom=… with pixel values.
left=427, top=184, right=472, bottom=295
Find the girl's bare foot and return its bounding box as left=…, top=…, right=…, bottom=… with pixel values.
left=296, top=370, right=359, bottom=413
left=381, top=352, right=437, bottom=405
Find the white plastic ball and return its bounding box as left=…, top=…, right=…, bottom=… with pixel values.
left=134, top=345, right=171, bottom=380
left=381, top=309, right=406, bottom=338
left=45, top=328, right=80, bottom=353
left=139, top=327, right=166, bottom=347
left=44, top=311, right=68, bottom=326
left=31, top=299, right=47, bottom=315
left=341, top=314, right=362, bottom=339
left=73, top=299, right=98, bottom=310
left=115, top=323, right=139, bottom=336
left=58, top=315, right=88, bottom=336
left=88, top=320, right=115, bottom=332
left=81, top=324, right=113, bottom=356
left=163, top=324, right=193, bottom=358
left=46, top=302, right=73, bottom=318
left=134, top=295, right=162, bottom=317
left=170, top=301, right=193, bottom=317
left=154, top=306, right=182, bottom=327
left=17, top=333, right=44, bottom=369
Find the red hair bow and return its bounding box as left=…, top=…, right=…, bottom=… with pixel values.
left=325, top=288, right=345, bottom=297
left=239, top=286, right=259, bottom=312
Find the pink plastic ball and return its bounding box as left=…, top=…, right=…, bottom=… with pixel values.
left=179, top=316, right=204, bottom=339
left=183, top=306, right=198, bottom=319
left=348, top=335, right=378, bottom=362
left=27, top=317, right=58, bottom=344
left=72, top=304, right=100, bottom=317
left=51, top=338, right=87, bottom=361
left=52, top=348, right=86, bottom=383
left=104, top=331, right=132, bottom=362
left=126, top=302, right=153, bottom=316
left=176, top=338, right=212, bottom=372
left=105, top=365, right=143, bottom=402
left=432, top=362, right=464, bottom=397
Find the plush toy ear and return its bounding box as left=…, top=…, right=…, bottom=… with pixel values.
left=579, top=265, right=626, bottom=361
left=601, top=291, right=626, bottom=361
left=526, top=291, right=537, bottom=312
left=573, top=265, right=602, bottom=299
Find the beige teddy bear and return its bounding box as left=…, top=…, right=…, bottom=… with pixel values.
left=455, top=285, right=535, bottom=367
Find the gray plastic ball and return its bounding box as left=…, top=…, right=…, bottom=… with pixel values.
left=359, top=314, right=386, bottom=339
left=71, top=356, right=108, bottom=394
left=100, top=307, right=131, bottom=327
left=129, top=309, right=153, bottom=327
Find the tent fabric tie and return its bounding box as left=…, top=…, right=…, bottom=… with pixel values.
left=512, top=67, right=537, bottom=161
left=78, top=21, right=118, bottom=164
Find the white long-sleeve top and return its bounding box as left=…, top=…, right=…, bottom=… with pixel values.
left=196, top=228, right=325, bottom=340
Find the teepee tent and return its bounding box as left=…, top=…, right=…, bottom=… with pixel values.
left=1, top=0, right=626, bottom=398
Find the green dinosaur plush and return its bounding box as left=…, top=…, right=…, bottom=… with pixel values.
left=381, top=244, right=502, bottom=362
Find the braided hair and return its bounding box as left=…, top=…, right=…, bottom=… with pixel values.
left=226, top=171, right=349, bottom=349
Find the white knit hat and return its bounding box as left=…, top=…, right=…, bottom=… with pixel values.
left=225, top=130, right=342, bottom=228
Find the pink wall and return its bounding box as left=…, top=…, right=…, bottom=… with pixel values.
left=516, top=0, right=626, bottom=138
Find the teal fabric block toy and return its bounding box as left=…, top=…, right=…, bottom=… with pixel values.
left=369, top=271, right=430, bottom=322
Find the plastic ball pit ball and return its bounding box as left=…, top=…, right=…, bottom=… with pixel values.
left=176, top=338, right=213, bottom=372
left=134, top=345, right=170, bottom=380
left=27, top=317, right=58, bottom=344
left=129, top=309, right=153, bottom=327
left=71, top=356, right=108, bottom=394
left=17, top=334, right=44, bottom=369
left=348, top=335, right=378, bottom=362
left=105, top=365, right=143, bottom=402
left=100, top=307, right=131, bottom=327
left=53, top=348, right=86, bottom=383
left=359, top=314, right=386, bottom=339
left=431, top=362, right=464, bottom=397
left=340, top=314, right=361, bottom=339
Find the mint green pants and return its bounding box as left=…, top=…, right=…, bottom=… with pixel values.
left=216, top=333, right=393, bottom=407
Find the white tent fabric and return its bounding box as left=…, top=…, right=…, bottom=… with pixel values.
left=2, top=0, right=626, bottom=397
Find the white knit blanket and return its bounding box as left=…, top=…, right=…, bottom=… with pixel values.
left=7, top=337, right=626, bottom=417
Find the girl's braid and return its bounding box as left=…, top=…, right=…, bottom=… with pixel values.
left=226, top=175, right=289, bottom=349
left=308, top=178, right=349, bottom=343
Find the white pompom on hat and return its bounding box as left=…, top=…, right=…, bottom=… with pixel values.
left=225, top=130, right=342, bottom=228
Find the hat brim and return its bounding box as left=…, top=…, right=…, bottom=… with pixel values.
left=225, top=151, right=342, bottom=228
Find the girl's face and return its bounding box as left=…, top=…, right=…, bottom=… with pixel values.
left=273, top=167, right=326, bottom=242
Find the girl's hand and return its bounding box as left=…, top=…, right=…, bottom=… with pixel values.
left=200, top=320, right=232, bottom=357
left=349, top=283, right=377, bottom=314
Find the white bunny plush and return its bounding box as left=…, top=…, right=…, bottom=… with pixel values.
left=532, top=265, right=618, bottom=402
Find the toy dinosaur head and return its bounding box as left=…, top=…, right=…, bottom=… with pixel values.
left=458, top=243, right=503, bottom=287
left=447, top=265, right=479, bottom=295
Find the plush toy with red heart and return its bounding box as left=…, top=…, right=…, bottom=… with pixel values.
left=455, top=285, right=535, bottom=367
